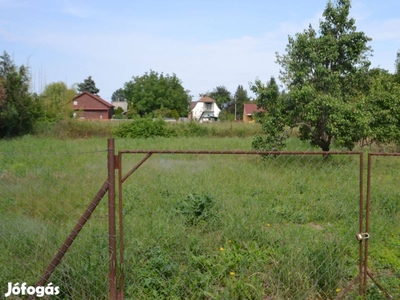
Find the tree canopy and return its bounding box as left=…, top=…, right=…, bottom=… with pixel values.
left=365, top=68, right=400, bottom=147
left=111, top=88, right=127, bottom=102
left=253, top=0, right=372, bottom=151
left=0, top=51, right=41, bottom=138
left=39, top=82, right=77, bottom=121
left=395, top=50, right=400, bottom=84
left=121, top=70, right=191, bottom=117
left=77, top=76, right=100, bottom=95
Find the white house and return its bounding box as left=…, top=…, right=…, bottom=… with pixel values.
left=188, top=96, right=221, bottom=122
left=112, top=101, right=128, bottom=113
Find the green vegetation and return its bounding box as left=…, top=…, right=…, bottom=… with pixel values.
left=252, top=0, right=400, bottom=152
left=1, top=135, right=399, bottom=299
left=77, top=76, right=100, bottom=95
left=38, top=82, right=77, bottom=122
left=113, top=118, right=263, bottom=139
left=119, top=70, right=192, bottom=117
left=0, top=51, right=42, bottom=138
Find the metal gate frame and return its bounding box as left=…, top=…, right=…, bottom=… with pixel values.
left=116, top=146, right=366, bottom=299
left=31, top=139, right=398, bottom=299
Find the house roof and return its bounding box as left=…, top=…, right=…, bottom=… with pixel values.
left=189, top=96, right=218, bottom=112
left=244, top=103, right=264, bottom=115
left=72, top=92, right=114, bottom=108
left=189, top=102, right=197, bottom=110
left=197, top=96, right=216, bottom=103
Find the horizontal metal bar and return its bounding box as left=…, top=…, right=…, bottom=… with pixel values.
left=368, top=152, right=400, bottom=157
left=119, top=150, right=362, bottom=155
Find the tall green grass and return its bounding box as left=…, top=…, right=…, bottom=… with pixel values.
left=32, top=119, right=263, bottom=140
left=0, top=136, right=399, bottom=299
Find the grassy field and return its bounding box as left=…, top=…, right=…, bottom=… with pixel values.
left=1, top=129, right=399, bottom=299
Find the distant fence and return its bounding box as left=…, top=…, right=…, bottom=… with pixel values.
left=1, top=139, right=399, bottom=299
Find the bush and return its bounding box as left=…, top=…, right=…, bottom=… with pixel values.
left=176, top=193, right=218, bottom=225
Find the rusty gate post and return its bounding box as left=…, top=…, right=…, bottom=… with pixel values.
left=108, top=138, right=117, bottom=300
left=118, top=151, right=124, bottom=300
left=359, top=152, right=365, bottom=297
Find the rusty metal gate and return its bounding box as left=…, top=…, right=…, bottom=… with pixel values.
left=31, top=139, right=398, bottom=299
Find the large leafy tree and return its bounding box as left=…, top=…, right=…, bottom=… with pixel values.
left=254, top=0, right=372, bottom=151
left=0, top=51, right=41, bottom=138
left=39, top=82, right=77, bottom=121
left=122, top=70, right=191, bottom=117
left=77, top=76, right=100, bottom=95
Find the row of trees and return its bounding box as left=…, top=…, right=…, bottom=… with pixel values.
left=252, top=0, right=400, bottom=151
left=2, top=0, right=399, bottom=148
left=0, top=52, right=251, bottom=138
left=0, top=52, right=103, bottom=138
left=111, top=70, right=252, bottom=120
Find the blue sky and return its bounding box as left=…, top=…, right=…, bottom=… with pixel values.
left=1, top=0, right=399, bottom=102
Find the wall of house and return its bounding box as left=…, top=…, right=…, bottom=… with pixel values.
left=75, top=110, right=110, bottom=119
left=73, top=94, right=106, bottom=109
left=191, top=102, right=221, bottom=122
left=243, top=113, right=254, bottom=123
left=72, top=93, right=113, bottom=119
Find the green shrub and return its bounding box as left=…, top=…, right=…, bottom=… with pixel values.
left=113, top=117, right=171, bottom=138
left=176, top=193, right=218, bottom=225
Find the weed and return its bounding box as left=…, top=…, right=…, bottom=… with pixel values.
left=176, top=193, right=218, bottom=226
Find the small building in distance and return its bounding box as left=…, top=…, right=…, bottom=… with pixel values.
left=71, top=92, right=114, bottom=120
left=243, top=103, right=264, bottom=123
left=188, top=95, right=221, bottom=122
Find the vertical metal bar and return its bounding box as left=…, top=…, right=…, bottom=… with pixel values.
left=359, top=153, right=364, bottom=297
left=108, top=139, right=117, bottom=300
left=364, top=153, right=372, bottom=295
left=118, top=153, right=124, bottom=300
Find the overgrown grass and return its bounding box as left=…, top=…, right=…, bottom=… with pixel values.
left=32, top=119, right=263, bottom=140
left=1, top=136, right=399, bottom=299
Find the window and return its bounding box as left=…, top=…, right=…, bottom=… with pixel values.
left=205, top=103, right=212, bottom=110
left=73, top=101, right=78, bottom=105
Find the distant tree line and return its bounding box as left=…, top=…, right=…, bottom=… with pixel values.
left=1, top=0, right=400, bottom=149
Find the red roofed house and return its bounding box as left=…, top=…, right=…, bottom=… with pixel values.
left=243, top=103, right=264, bottom=123
left=71, top=92, right=114, bottom=120
left=188, top=95, right=221, bottom=122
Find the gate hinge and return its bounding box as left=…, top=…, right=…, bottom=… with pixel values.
left=356, top=232, right=370, bottom=241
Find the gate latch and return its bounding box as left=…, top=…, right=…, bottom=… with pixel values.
left=356, top=233, right=370, bottom=241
